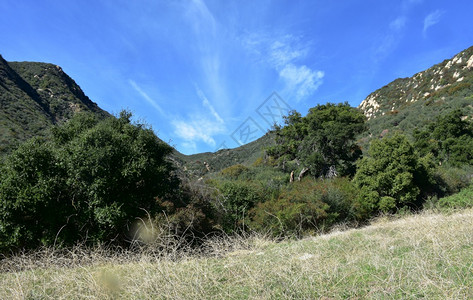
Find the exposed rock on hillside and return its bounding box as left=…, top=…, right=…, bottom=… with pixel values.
left=359, top=46, right=473, bottom=120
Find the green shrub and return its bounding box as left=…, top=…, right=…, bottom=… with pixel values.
left=249, top=177, right=359, bottom=236
left=433, top=166, right=472, bottom=196
left=267, top=103, right=366, bottom=178
left=212, top=180, right=267, bottom=232
left=414, top=109, right=473, bottom=166
left=354, top=133, right=435, bottom=217
left=220, top=164, right=249, bottom=179
left=436, top=184, right=473, bottom=209
left=0, top=111, right=177, bottom=252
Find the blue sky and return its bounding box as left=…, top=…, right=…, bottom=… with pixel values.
left=1, top=0, right=473, bottom=154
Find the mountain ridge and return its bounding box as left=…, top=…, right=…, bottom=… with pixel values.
left=0, top=55, right=109, bottom=154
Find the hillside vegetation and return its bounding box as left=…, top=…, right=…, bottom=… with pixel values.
left=1, top=46, right=473, bottom=253
left=1, top=208, right=473, bottom=299
left=359, top=45, right=473, bottom=139
left=0, top=55, right=108, bottom=155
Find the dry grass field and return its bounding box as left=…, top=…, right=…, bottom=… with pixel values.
left=1, top=209, right=473, bottom=299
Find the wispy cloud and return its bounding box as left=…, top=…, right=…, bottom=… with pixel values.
left=183, top=0, right=230, bottom=114
left=242, top=33, right=323, bottom=101
left=172, top=115, right=225, bottom=149
left=423, top=10, right=444, bottom=35
left=196, top=86, right=224, bottom=124
left=129, top=80, right=165, bottom=115
left=269, top=39, right=308, bottom=67
left=171, top=86, right=226, bottom=151
left=389, top=16, right=407, bottom=31
left=185, top=0, right=217, bottom=36
left=374, top=0, right=422, bottom=61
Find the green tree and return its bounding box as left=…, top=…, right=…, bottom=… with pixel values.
left=267, top=103, right=366, bottom=177
left=354, top=133, right=434, bottom=216
left=0, top=111, right=177, bottom=252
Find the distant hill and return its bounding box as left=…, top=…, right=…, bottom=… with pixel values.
left=359, top=46, right=473, bottom=138
left=0, top=55, right=108, bottom=154
left=173, top=132, right=275, bottom=177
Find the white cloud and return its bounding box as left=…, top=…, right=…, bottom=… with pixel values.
left=185, top=0, right=217, bottom=36
left=171, top=85, right=226, bottom=149
left=129, top=80, right=165, bottom=115
left=242, top=33, right=323, bottom=101
left=279, top=64, right=324, bottom=100
left=172, top=116, right=225, bottom=147
left=423, top=10, right=444, bottom=34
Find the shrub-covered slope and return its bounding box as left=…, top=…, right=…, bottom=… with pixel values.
left=0, top=55, right=108, bottom=154
left=359, top=45, right=473, bottom=138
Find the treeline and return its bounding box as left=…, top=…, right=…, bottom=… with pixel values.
left=0, top=104, right=472, bottom=253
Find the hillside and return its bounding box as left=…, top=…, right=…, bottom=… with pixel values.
left=1, top=208, right=472, bottom=298
left=174, top=132, right=275, bottom=177
left=359, top=46, right=473, bottom=138
left=0, top=55, right=108, bottom=154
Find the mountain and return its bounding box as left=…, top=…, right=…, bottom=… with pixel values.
left=0, top=55, right=108, bottom=154
left=359, top=46, right=473, bottom=138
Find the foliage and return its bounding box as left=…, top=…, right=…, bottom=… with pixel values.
left=220, top=164, right=250, bottom=179
left=414, top=109, right=473, bottom=166
left=0, top=111, right=177, bottom=252
left=249, top=177, right=359, bottom=236
left=436, top=184, right=473, bottom=209
left=354, top=133, right=435, bottom=216
left=154, top=178, right=219, bottom=239
left=267, top=103, right=366, bottom=177
left=212, top=180, right=267, bottom=232
left=432, top=166, right=473, bottom=196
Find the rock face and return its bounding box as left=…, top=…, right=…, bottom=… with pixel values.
left=358, top=46, right=473, bottom=120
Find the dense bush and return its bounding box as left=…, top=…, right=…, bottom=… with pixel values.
left=153, top=178, right=219, bottom=240
left=0, top=111, right=177, bottom=252
left=220, top=164, right=250, bottom=179
left=354, top=133, right=435, bottom=217
left=432, top=166, right=473, bottom=196
left=212, top=180, right=267, bottom=232
left=414, top=109, right=473, bottom=166
left=249, top=177, right=359, bottom=236
left=436, top=184, right=473, bottom=209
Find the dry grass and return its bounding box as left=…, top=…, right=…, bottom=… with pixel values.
left=1, top=209, right=473, bottom=299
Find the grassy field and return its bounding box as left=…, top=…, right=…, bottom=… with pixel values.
left=1, top=209, right=473, bottom=299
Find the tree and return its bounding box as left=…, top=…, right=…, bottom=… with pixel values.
left=0, top=111, right=178, bottom=252
left=354, top=133, right=434, bottom=216
left=267, top=103, right=366, bottom=177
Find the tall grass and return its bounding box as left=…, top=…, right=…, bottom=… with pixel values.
left=1, top=209, right=473, bottom=299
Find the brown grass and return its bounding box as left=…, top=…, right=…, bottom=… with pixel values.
left=1, top=209, right=473, bottom=299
